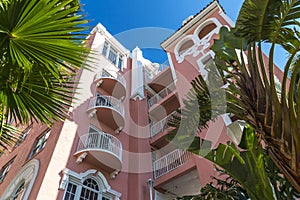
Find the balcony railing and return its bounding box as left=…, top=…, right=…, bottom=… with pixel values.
left=148, top=82, right=176, bottom=108
left=88, top=95, right=124, bottom=117
left=153, top=149, right=192, bottom=179
left=96, top=69, right=126, bottom=88
left=77, top=132, right=122, bottom=161
left=150, top=111, right=176, bottom=137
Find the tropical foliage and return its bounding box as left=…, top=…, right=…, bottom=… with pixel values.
left=0, top=0, right=88, bottom=150
left=170, top=126, right=300, bottom=199
left=176, top=168, right=248, bottom=200
left=168, top=0, right=300, bottom=193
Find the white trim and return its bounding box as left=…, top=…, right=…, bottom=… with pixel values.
left=130, top=47, right=145, bottom=100
left=1, top=159, right=40, bottom=200
left=219, top=10, right=235, bottom=27
left=167, top=52, right=177, bottom=83
left=61, top=168, right=121, bottom=199
left=161, top=1, right=220, bottom=50
left=95, top=23, right=128, bottom=56
left=174, top=18, right=221, bottom=63
left=196, top=50, right=216, bottom=81
left=174, top=35, right=197, bottom=63
left=193, top=18, right=222, bottom=39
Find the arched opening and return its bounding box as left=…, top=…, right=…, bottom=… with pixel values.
left=178, top=39, right=194, bottom=56
left=198, top=23, right=217, bottom=40
left=80, top=178, right=100, bottom=199
left=62, top=169, right=121, bottom=200
left=11, top=181, right=25, bottom=200
left=0, top=159, right=39, bottom=200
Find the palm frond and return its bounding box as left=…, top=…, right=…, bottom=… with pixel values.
left=0, top=0, right=89, bottom=125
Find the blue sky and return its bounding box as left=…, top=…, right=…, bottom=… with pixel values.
left=80, top=0, right=243, bottom=63
left=80, top=0, right=286, bottom=68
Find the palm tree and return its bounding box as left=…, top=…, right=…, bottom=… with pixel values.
left=168, top=0, right=300, bottom=192
left=0, top=0, right=88, bottom=150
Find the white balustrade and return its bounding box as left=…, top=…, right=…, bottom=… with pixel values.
left=77, top=132, right=122, bottom=161
left=150, top=111, right=176, bottom=137
left=88, top=95, right=124, bottom=117
left=96, top=69, right=126, bottom=88
left=147, top=82, right=176, bottom=108
left=153, top=149, right=192, bottom=179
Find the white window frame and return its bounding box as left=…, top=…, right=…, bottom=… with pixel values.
left=101, top=41, right=124, bottom=71
left=28, top=129, right=51, bottom=159
left=61, top=169, right=121, bottom=200
left=10, top=180, right=26, bottom=200
left=1, top=159, right=40, bottom=200
left=197, top=51, right=215, bottom=80
left=0, top=157, right=15, bottom=183
left=15, top=126, right=32, bottom=147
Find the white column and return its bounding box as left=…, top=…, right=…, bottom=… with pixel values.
left=131, top=47, right=145, bottom=100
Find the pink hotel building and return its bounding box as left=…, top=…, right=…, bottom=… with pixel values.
left=0, top=1, right=259, bottom=199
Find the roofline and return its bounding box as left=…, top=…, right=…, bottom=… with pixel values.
left=161, top=0, right=224, bottom=50
left=91, top=23, right=130, bottom=55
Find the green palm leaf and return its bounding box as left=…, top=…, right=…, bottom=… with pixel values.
left=168, top=0, right=300, bottom=192
left=0, top=0, right=89, bottom=125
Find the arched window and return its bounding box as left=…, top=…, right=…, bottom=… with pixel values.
left=80, top=178, right=100, bottom=200
left=178, top=39, right=194, bottom=56
left=63, top=176, right=114, bottom=200
left=61, top=169, right=121, bottom=200
left=11, top=181, right=25, bottom=200
left=1, top=159, right=39, bottom=200
left=198, top=23, right=217, bottom=39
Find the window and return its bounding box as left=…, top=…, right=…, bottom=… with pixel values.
left=108, top=47, right=117, bottom=65
left=101, top=41, right=124, bottom=70
left=64, top=182, right=77, bottom=200
left=28, top=130, right=50, bottom=159
left=64, top=177, right=112, bottom=200
left=118, top=56, right=123, bottom=70
left=15, top=126, right=32, bottom=147
left=198, top=52, right=215, bottom=81
left=61, top=169, right=121, bottom=200
left=11, top=181, right=25, bottom=200
left=201, top=54, right=213, bottom=66
left=102, top=41, right=108, bottom=57
left=80, top=178, right=100, bottom=200
left=178, top=40, right=194, bottom=56
left=1, top=159, right=39, bottom=200
left=0, top=158, right=14, bottom=182
left=198, top=23, right=217, bottom=39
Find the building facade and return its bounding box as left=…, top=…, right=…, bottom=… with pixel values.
left=0, top=1, right=251, bottom=199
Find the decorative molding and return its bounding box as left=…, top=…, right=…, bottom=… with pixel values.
left=161, top=1, right=220, bottom=50
left=110, top=170, right=120, bottom=179
left=75, top=152, right=88, bottom=164
left=1, top=159, right=40, bottom=200
left=61, top=168, right=121, bottom=199
left=197, top=50, right=215, bottom=80
left=174, top=18, right=221, bottom=63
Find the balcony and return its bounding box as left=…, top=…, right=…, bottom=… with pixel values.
left=75, top=131, right=122, bottom=171
left=148, top=82, right=176, bottom=108
left=150, top=112, right=176, bottom=148
left=153, top=149, right=193, bottom=179
left=150, top=111, right=176, bottom=138
left=87, top=96, right=125, bottom=132
left=95, top=70, right=126, bottom=101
